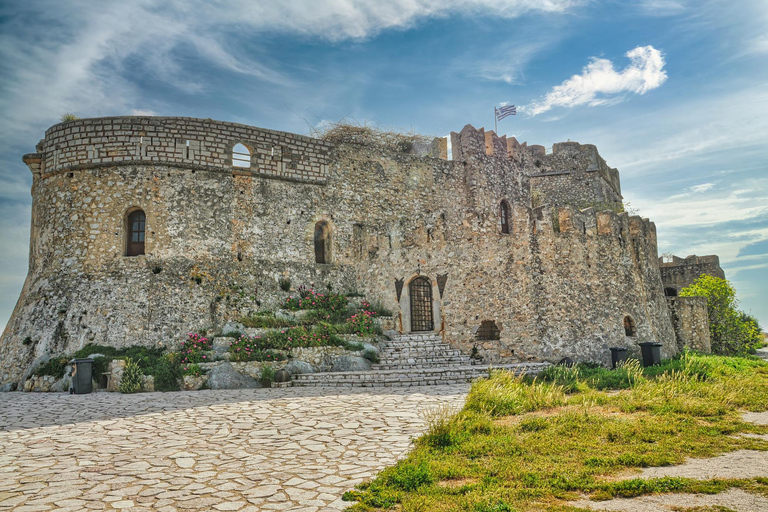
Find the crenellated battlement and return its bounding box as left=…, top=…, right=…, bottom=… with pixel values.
left=448, top=124, right=621, bottom=202
left=26, top=116, right=334, bottom=184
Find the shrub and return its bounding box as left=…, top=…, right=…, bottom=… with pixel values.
left=347, top=309, right=376, bottom=336
left=364, top=299, right=393, bottom=317
left=180, top=332, right=212, bottom=364
left=240, top=312, right=295, bottom=328
left=284, top=288, right=348, bottom=313
left=182, top=363, right=205, bottom=377
left=153, top=353, right=181, bottom=392
left=119, top=358, right=143, bottom=393
left=33, top=357, right=71, bottom=379
left=362, top=348, right=380, bottom=363
left=279, top=277, right=291, bottom=291
left=260, top=364, right=275, bottom=383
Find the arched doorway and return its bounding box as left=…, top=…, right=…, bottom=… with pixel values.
left=409, top=277, right=434, bottom=332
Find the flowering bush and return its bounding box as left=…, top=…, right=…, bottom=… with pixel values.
left=182, top=363, right=205, bottom=377
left=285, top=288, right=348, bottom=313
left=180, top=332, right=212, bottom=364
left=347, top=305, right=377, bottom=336
left=229, top=335, right=288, bottom=362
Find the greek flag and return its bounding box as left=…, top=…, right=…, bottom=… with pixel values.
left=495, top=105, right=517, bottom=121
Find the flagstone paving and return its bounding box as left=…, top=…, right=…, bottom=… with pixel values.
left=0, top=385, right=468, bottom=511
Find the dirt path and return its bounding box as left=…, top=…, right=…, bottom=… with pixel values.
left=572, top=410, right=768, bottom=511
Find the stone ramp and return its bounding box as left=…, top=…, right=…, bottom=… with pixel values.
left=293, top=333, right=548, bottom=387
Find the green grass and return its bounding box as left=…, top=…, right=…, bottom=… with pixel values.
left=344, top=352, right=768, bottom=511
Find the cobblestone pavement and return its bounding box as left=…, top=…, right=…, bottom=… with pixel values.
left=0, top=385, right=468, bottom=511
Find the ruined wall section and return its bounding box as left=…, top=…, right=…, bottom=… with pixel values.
left=666, top=296, right=711, bottom=353
left=659, top=254, right=725, bottom=294
left=528, top=142, right=622, bottom=209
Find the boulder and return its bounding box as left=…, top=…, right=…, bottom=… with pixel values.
left=283, top=360, right=315, bottom=375
left=0, top=382, right=17, bottom=392
left=207, top=363, right=259, bottom=390
left=331, top=356, right=372, bottom=372
left=182, top=374, right=208, bottom=391
left=221, top=321, right=246, bottom=335
left=273, top=369, right=292, bottom=382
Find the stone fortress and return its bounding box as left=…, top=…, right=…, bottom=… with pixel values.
left=0, top=116, right=720, bottom=387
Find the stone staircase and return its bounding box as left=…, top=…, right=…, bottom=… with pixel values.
left=291, top=332, right=549, bottom=388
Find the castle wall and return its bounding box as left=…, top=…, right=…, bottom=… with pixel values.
left=1, top=118, right=678, bottom=385
left=659, top=254, right=725, bottom=295
left=666, top=296, right=711, bottom=353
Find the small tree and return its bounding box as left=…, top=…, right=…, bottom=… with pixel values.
left=60, top=113, right=80, bottom=122
left=119, top=357, right=143, bottom=393
left=680, top=275, right=762, bottom=354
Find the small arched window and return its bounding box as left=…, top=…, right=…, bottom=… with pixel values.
left=664, top=287, right=678, bottom=297
left=232, top=143, right=251, bottom=168
left=500, top=200, right=511, bottom=234
left=477, top=320, right=501, bottom=341
left=314, top=221, right=330, bottom=264
left=126, top=209, right=146, bottom=257
left=623, top=316, right=637, bottom=337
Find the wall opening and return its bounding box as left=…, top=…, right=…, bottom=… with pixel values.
left=232, top=143, right=251, bottom=168
left=500, top=200, right=511, bottom=234
left=126, top=209, right=146, bottom=257
left=664, top=287, right=678, bottom=297
left=314, top=221, right=330, bottom=264
left=623, top=315, right=637, bottom=337
left=409, top=277, right=434, bottom=332
left=476, top=320, right=501, bottom=341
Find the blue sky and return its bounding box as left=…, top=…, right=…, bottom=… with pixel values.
left=0, top=0, right=766, bottom=332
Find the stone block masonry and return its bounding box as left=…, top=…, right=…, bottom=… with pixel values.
left=0, top=116, right=703, bottom=387
left=36, top=116, right=333, bottom=184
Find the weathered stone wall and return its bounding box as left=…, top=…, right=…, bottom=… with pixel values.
left=659, top=254, right=726, bottom=295
left=1, top=118, right=678, bottom=385
left=525, top=141, right=622, bottom=209
left=37, top=116, right=333, bottom=184
left=666, top=296, right=711, bottom=353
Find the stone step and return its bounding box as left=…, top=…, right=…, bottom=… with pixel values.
left=371, top=356, right=472, bottom=368
left=291, top=363, right=549, bottom=388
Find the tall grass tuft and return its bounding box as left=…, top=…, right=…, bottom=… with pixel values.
left=466, top=370, right=565, bottom=417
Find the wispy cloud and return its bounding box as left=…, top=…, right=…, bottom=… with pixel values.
left=524, top=45, right=668, bottom=116
left=635, top=0, right=687, bottom=16
left=690, top=183, right=715, bottom=193
left=0, top=0, right=583, bottom=141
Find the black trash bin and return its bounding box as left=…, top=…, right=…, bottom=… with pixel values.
left=638, top=342, right=662, bottom=367
left=609, top=347, right=628, bottom=369
left=70, top=358, right=94, bottom=394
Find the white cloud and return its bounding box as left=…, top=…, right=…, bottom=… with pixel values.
left=690, top=183, right=715, bottom=193
left=525, top=45, right=668, bottom=116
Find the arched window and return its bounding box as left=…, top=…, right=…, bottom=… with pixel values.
left=126, top=209, right=146, bottom=257
left=477, top=320, right=501, bottom=341
left=314, top=221, right=330, bottom=264
left=500, top=200, right=510, bottom=234
left=664, top=287, right=678, bottom=297
left=232, top=143, right=251, bottom=168
left=623, top=316, right=637, bottom=337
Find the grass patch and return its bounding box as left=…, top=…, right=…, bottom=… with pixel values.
left=344, top=351, right=768, bottom=511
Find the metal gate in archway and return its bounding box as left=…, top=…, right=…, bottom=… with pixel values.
left=409, top=277, right=434, bottom=332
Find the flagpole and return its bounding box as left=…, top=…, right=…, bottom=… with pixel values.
left=494, top=107, right=497, bottom=134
